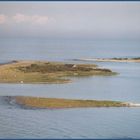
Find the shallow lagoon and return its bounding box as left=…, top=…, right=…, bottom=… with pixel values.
left=0, top=62, right=140, bottom=103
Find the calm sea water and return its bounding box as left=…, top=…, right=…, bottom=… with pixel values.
left=0, top=39, right=140, bottom=138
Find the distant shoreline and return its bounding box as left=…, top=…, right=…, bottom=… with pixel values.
left=73, top=57, right=140, bottom=63
left=0, top=60, right=18, bottom=66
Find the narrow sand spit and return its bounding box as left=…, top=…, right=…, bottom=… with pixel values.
left=4, top=96, right=140, bottom=109
left=73, top=58, right=140, bottom=63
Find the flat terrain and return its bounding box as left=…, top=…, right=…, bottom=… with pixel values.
left=0, top=60, right=116, bottom=84
left=74, top=57, right=140, bottom=63
left=6, top=96, right=130, bottom=109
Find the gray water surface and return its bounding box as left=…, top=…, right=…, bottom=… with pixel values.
left=0, top=39, right=140, bottom=138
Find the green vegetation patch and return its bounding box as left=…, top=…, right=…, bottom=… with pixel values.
left=17, top=62, right=115, bottom=77
left=112, top=57, right=140, bottom=60
left=17, top=63, right=97, bottom=73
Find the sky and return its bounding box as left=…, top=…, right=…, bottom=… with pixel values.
left=0, top=2, right=140, bottom=40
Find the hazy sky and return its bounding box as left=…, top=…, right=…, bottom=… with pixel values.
left=0, top=2, right=140, bottom=40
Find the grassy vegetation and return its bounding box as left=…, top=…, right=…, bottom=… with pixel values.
left=112, top=57, right=140, bottom=60
left=132, top=57, right=140, bottom=60
left=9, top=96, right=127, bottom=109
left=0, top=60, right=116, bottom=84
left=113, top=57, right=128, bottom=60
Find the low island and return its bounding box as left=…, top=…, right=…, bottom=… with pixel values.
left=73, top=57, right=140, bottom=63
left=5, top=96, right=140, bottom=109
left=0, top=60, right=116, bottom=84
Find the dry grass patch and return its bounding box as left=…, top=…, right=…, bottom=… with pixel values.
left=11, top=96, right=127, bottom=109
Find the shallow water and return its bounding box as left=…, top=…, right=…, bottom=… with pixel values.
left=0, top=39, right=140, bottom=138
left=0, top=104, right=140, bottom=139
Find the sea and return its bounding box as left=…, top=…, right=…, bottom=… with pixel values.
left=0, top=38, right=140, bottom=139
